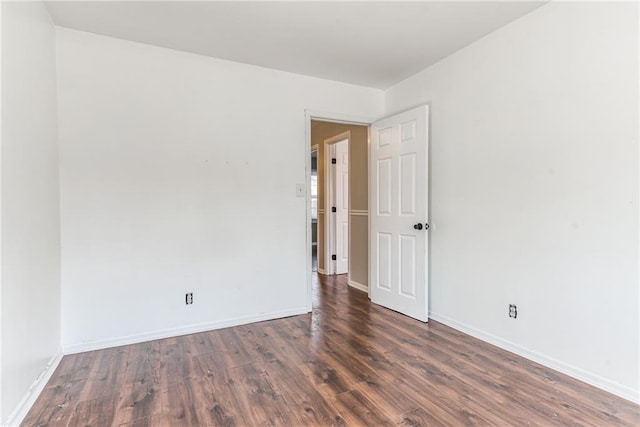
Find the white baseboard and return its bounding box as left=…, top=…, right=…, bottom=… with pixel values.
left=348, top=279, right=368, bottom=293
left=62, top=307, right=308, bottom=355
left=429, top=312, right=640, bottom=405
left=5, top=351, right=63, bottom=427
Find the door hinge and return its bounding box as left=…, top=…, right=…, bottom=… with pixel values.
left=332, top=254, right=337, bottom=260
left=331, top=158, right=337, bottom=164
left=331, top=206, right=336, bottom=213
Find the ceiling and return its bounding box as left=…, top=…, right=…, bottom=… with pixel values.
left=45, top=1, right=545, bottom=89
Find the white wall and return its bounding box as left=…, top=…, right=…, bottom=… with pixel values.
left=386, top=2, right=639, bottom=401
left=57, top=28, right=384, bottom=352
left=1, top=1, right=61, bottom=424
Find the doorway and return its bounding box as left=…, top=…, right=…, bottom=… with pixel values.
left=307, top=116, right=371, bottom=306
left=305, top=107, right=429, bottom=321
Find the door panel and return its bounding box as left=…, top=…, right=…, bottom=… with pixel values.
left=370, top=105, right=429, bottom=322
left=399, top=234, right=417, bottom=298
left=377, top=158, right=392, bottom=216
left=377, top=232, right=392, bottom=290
left=378, top=127, right=392, bottom=148
left=399, top=153, right=416, bottom=216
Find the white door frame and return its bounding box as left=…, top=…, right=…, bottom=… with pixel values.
left=311, top=144, right=319, bottom=272
left=304, top=110, right=375, bottom=312
left=311, top=143, right=319, bottom=255
left=324, top=131, right=350, bottom=276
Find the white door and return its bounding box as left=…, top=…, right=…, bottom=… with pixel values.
left=335, top=140, right=349, bottom=274
left=370, top=105, right=429, bottom=322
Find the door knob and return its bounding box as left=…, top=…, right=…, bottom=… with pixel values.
left=413, top=223, right=423, bottom=230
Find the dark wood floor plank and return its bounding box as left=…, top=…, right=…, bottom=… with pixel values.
left=116, top=415, right=160, bottom=427
left=183, top=331, right=216, bottom=357
left=20, top=379, right=85, bottom=427
left=206, top=327, right=257, bottom=368
left=398, top=407, right=447, bottom=427
left=190, top=353, right=255, bottom=426
left=332, top=389, right=395, bottom=426
left=230, top=362, right=296, bottom=426
left=76, top=346, right=129, bottom=403
left=157, top=378, right=205, bottom=426
left=111, top=385, right=160, bottom=427
left=110, top=366, right=163, bottom=427
left=23, top=273, right=640, bottom=426
left=65, top=392, right=119, bottom=427
left=46, top=351, right=98, bottom=388
left=123, top=341, right=161, bottom=388
left=266, top=363, right=343, bottom=426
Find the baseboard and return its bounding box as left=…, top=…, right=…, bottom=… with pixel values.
left=62, top=307, right=309, bottom=355
left=5, top=351, right=63, bottom=427
left=348, top=279, right=368, bottom=293
left=317, top=268, right=326, bottom=275
left=429, top=312, right=640, bottom=405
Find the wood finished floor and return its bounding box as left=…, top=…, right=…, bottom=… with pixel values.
left=25, top=274, right=640, bottom=426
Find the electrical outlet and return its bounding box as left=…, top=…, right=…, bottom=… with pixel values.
left=509, top=304, right=517, bottom=318
left=186, top=292, right=193, bottom=305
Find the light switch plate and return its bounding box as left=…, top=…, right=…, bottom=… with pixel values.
left=295, top=184, right=305, bottom=197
